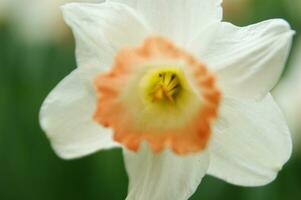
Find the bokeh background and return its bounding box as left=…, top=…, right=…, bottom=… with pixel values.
left=0, top=0, right=300, bottom=199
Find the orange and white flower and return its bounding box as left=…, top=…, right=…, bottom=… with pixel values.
left=40, top=1, right=294, bottom=199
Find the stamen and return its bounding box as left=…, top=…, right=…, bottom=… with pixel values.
left=150, top=71, right=181, bottom=103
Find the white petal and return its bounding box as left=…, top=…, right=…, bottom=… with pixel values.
left=272, top=37, right=301, bottom=138
left=40, top=70, right=119, bottom=159
left=123, top=144, right=209, bottom=200
left=186, top=21, right=221, bottom=55
left=197, top=19, right=294, bottom=100
left=61, top=2, right=150, bottom=80
left=208, top=94, right=292, bottom=186
left=109, top=0, right=222, bottom=45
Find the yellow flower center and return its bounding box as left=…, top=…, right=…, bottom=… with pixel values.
left=140, top=66, right=191, bottom=107
left=151, top=71, right=181, bottom=103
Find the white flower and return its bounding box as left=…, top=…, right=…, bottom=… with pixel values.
left=40, top=1, right=294, bottom=199
left=273, top=38, right=301, bottom=151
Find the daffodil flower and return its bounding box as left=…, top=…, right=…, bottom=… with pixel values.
left=39, top=0, right=294, bottom=199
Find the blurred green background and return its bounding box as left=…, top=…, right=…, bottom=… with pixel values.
left=0, top=0, right=300, bottom=199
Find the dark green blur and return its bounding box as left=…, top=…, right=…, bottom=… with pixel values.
left=0, top=0, right=300, bottom=199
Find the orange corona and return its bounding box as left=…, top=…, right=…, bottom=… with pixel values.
left=93, top=36, right=221, bottom=155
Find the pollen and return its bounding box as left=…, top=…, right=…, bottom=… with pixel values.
left=140, top=67, right=187, bottom=105
left=93, top=36, right=221, bottom=155
left=152, top=71, right=180, bottom=103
